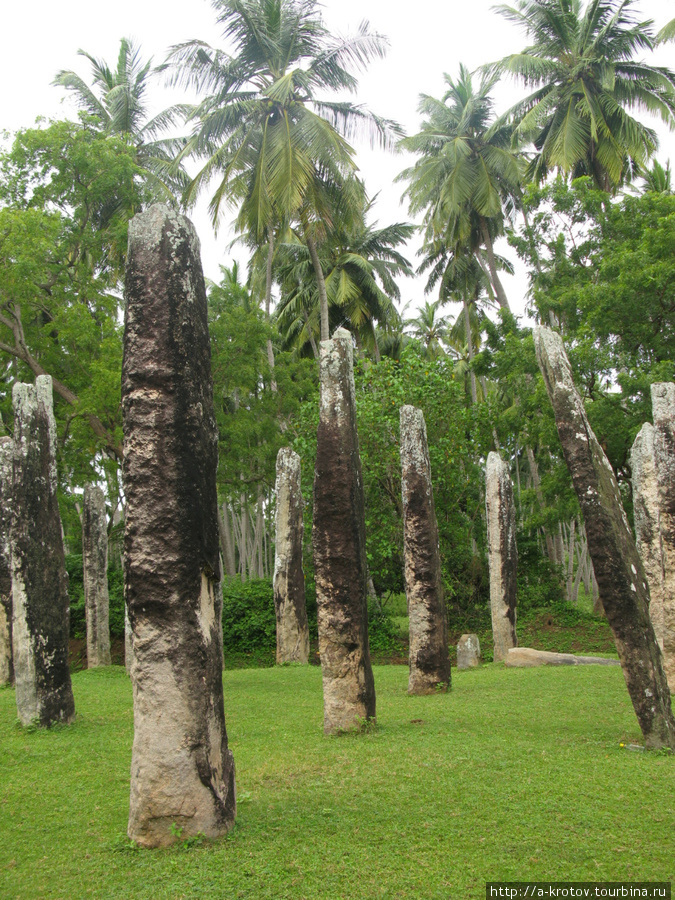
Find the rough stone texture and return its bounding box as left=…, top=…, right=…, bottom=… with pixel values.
left=123, top=205, right=235, bottom=847
left=485, top=451, right=518, bottom=662
left=0, top=437, right=13, bottom=685
left=651, top=382, right=675, bottom=693
left=400, top=405, right=450, bottom=693
left=313, top=328, right=376, bottom=734
left=456, top=634, right=481, bottom=670
left=11, top=376, right=75, bottom=726
left=82, top=485, right=111, bottom=668
left=504, top=647, right=621, bottom=668
left=124, top=604, right=133, bottom=675
left=534, top=326, right=675, bottom=749
left=631, top=424, right=666, bottom=656
left=273, top=448, right=309, bottom=664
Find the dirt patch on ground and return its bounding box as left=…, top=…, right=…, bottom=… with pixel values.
left=69, top=636, right=126, bottom=671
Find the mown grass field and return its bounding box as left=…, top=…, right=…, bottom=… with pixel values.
left=1, top=660, right=674, bottom=900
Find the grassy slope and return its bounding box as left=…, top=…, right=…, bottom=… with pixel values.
left=1, top=664, right=674, bottom=899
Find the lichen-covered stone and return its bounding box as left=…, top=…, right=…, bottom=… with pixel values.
left=273, top=448, right=309, bottom=664
left=485, top=452, right=518, bottom=662
left=123, top=205, right=235, bottom=847
left=400, top=405, right=450, bottom=693
left=313, top=329, right=376, bottom=734
left=534, top=326, right=675, bottom=750
left=83, top=485, right=111, bottom=668
left=457, top=634, right=481, bottom=670
left=0, top=437, right=13, bottom=685
left=631, top=424, right=665, bottom=655
left=651, top=382, right=675, bottom=693
left=11, top=376, right=75, bottom=726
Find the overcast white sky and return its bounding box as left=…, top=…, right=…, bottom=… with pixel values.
left=1, top=0, right=674, bottom=321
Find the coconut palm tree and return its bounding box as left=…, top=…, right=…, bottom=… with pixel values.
left=491, top=0, right=675, bottom=191
left=398, top=65, right=521, bottom=311
left=404, top=300, right=453, bottom=359
left=276, top=192, right=413, bottom=359
left=166, top=0, right=397, bottom=341
left=54, top=37, right=189, bottom=200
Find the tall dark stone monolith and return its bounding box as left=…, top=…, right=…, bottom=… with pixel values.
left=83, top=484, right=111, bottom=668
left=11, top=376, right=75, bottom=726
left=535, top=325, right=675, bottom=749
left=400, top=405, right=450, bottom=694
left=0, top=437, right=13, bottom=685
left=123, top=205, right=235, bottom=847
left=485, top=451, right=518, bottom=662
left=274, top=448, right=309, bottom=664
left=313, top=328, right=376, bottom=734
left=631, top=424, right=665, bottom=656
left=651, top=382, right=675, bottom=692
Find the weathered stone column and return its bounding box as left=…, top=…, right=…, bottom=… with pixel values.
left=82, top=484, right=111, bottom=668
left=123, top=205, right=235, bottom=847
left=11, top=376, right=75, bottom=726
left=534, top=326, right=675, bottom=749
left=0, top=437, right=13, bottom=685
left=124, top=604, right=133, bottom=675
left=400, top=405, right=450, bottom=693
left=631, top=424, right=665, bottom=654
left=485, top=451, right=518, bottom=662
left=313, top=328, right=376, bottom=734
left=651, top=382, right=675, bottom=693
left=273, top=448, right=309, bottom=664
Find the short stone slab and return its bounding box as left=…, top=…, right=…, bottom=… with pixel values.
left=456, top=634, right=481, bottom=669
left=504, top=647, right=620, bottom=668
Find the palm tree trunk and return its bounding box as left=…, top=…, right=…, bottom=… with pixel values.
left=463, top=297, right=478, bottom=405
left=265, top=227, right=277, bottom=392
left=305, top=230, right=330, bottom=342
left=478, top=216, right=510, bottom=312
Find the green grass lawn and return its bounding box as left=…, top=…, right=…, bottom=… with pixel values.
left=1, top=663, right=673, bottom=899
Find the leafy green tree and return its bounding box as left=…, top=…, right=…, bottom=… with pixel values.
left=0, top=120, right=143, bottom=466
left=208, top=265, right=317, bottom=578
left=54, top=37, right=189, bottom=200
left=168, top=0, right=396, bottom=341
left=399, top=64, right=522, bottom=311
left=492, top=0, right=675, bottom=191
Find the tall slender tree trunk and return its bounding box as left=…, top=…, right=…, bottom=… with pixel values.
left=265, top=228, right=277, bottom=392
left=305, top=230, right=330, bottom=342
left=526, top=446, right=557, bottom=564
left=218, top=503, right=236, bottom=577
left=463, top=297, right=478, bottom=405
left=479, top=216, right=510, bottom=312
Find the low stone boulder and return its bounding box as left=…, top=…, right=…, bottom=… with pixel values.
left=504, top=647, right=620, bottom=668
left=456, top=634, right=481, bottom=669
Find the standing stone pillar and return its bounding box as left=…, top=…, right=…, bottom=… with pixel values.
left=313, top=328, right=376, bottom=734
left=273, top=448, right=309, bottom=664
left=534, top=326, right=675, bottom=749
left=124, top=604, right=133, bottom=675
left=631, top=424, right=665, bottom=654
left=651, top=383, right=675, bottom=692
left=82, top=485, right=111, bottom=668
left=11, top=376, right=75, bottom=726
left=485, top=452, right=518, bottom=662
left=123, top=205, right=235, bottom=847
left=0, top=437, right=13, bottom=685
left=400, top=405, right=450, bottom=693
